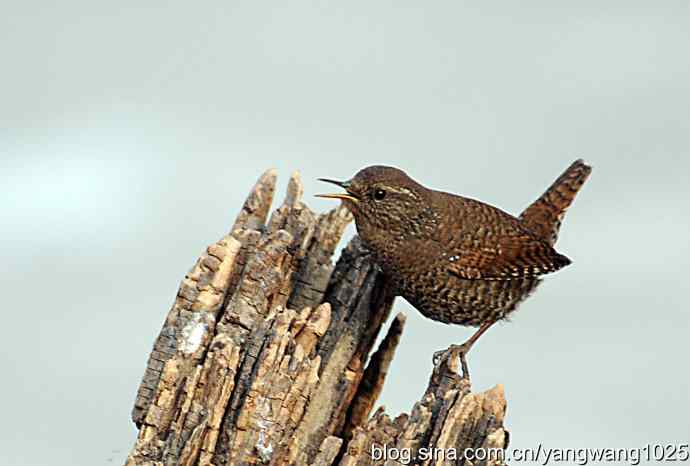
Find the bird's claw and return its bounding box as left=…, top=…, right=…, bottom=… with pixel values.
left=432, top=346, right=453, bottom=366
left=432, top=343, right=471, bottom=379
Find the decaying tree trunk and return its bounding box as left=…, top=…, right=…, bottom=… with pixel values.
left=125, top=170, right=508, bottom=466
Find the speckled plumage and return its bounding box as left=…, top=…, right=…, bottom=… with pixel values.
left=319, top=160, right=591, bottom=328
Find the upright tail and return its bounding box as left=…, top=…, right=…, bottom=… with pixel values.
left=519, top=159, right=592, bottom=246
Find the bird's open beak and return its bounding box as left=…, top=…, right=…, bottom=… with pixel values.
left=316, top=178, right=359, bottom=202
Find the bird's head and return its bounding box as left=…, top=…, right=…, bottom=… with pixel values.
left=317, top=165, right=435, bottom=245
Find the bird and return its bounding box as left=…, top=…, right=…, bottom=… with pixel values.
left=317, top=159, right=591, bottom=378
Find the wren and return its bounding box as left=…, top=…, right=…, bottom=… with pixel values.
left=317, top=160, right=591, bottom=377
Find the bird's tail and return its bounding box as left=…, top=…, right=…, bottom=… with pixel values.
left=519, top=159, right=592, bottom=246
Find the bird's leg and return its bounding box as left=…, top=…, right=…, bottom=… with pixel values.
left=433, top=319, right=497, bottom=379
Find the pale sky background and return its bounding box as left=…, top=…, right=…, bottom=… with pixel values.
left=2, top=1, right=689, bottom=465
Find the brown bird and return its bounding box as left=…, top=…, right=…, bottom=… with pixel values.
left=317, top=159, right=591, bottom=377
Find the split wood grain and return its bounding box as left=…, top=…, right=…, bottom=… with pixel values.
left=126, top=170, right=508, bottom=466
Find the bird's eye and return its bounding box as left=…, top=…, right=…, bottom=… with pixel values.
left=373, top=188, right=386, bottom=201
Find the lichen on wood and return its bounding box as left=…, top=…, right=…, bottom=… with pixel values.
left=126, top=170, right=508, bottom=466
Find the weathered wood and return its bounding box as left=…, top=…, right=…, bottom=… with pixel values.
left=126, top=170, right=508, bottom=466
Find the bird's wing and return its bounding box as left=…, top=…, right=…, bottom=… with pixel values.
left=446, top=233, right=571, bottom=280
left=441, top=195, right=572, bottom=280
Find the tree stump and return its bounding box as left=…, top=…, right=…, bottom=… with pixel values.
left=125, top=170, right=508, bottom=466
